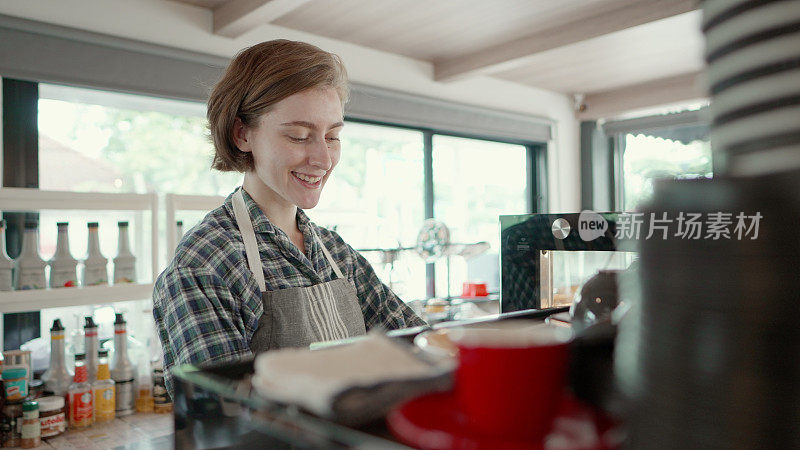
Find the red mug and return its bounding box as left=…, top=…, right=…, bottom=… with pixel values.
left=451, top=323, right=571, bottom=440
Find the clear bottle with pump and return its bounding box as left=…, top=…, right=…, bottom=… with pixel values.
left=81, top=222, right=108, bottom=286
left=49, top=222, right=78, bottom=288
left=41, top=319, right=74, bottom=397
left=0, top=220, right=15, bottom=291
left=113, top=221, right=136, bottom=284
left=83, top=317, right=99, bottom=383
left=15, top=220, right=46, bottom=290
left=176, top=221, right=184, bottom=242
left=111, top=313, right=136, bottom=416
left=92, top=349, right=115, bottom=423
left=67, top=354, right=93, bottom=429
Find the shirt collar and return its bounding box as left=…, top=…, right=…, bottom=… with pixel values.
left=228, top=187, right=313, bottom=235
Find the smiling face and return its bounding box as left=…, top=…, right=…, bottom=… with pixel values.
left=235, top=87, right=344, bottom=211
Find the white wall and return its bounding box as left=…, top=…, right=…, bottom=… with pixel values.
left=0, top=0, right=580, bottom=212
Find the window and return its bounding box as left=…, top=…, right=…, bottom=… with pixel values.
left=310, top=122, right=426, bottom=301
left=432, top=135, right=528, bottom=297
left=621, top=134, right=712, bottom=210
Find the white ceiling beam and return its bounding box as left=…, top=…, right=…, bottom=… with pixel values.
left=213, top=0, right=313, bottom=37
left=578, top=71, right=707, bottom=120
left=434, top=0, right=698, bottom=82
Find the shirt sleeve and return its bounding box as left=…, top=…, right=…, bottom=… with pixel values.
left=152, top=265, right=256, bottom=397
left=343, top=244, right=427, bottom=330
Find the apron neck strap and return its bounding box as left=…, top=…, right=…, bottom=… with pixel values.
left=232, top=189, right=267, bottom=292
left=313, top=230, right=345, bottom=279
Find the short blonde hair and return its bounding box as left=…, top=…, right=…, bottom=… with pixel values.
left=207, top=39, right=349, bottom=172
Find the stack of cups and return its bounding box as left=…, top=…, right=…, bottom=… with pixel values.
left=704, top=0, right=800, bottom=176
left=616, top=1, right=800, bottom=447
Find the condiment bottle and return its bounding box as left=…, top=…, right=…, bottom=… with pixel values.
left=38, top=396, right=66, bottom=440
left=81, top=222, right=108, bottom=286
left=84, top=316, right=99, bottom=383
left=67, top=354, right=93, bottom=429
left=20, top=401, right=40, bottom=449
left=41, top=319, right=74, bottom=397
left=110, top=313, right=136, bottom=416
left=0, top=219, right=15, bottom=291
left=135, top=358, right=154, bottom=413
left=92, top=349, right=115, bottom=423
left=113, top=221, right=136, bottom=284
left=48, top=222, right=78, bottom=288
left=14, top=220, right=46, bottom=290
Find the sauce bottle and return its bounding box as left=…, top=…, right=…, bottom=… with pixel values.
left=110, top=313, right=136, bottom=416
left=48, top=222, right=78, bottom=288
left=15, top=220, right=46, bottom=290
left=67, top=354, right=93, bottom=429
left=41, top=319, right=74, bottom=397
left=92, top=350, right=115, bottom=423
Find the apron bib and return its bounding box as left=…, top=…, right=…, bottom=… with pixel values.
left=232, top=189, right=367, bottom=353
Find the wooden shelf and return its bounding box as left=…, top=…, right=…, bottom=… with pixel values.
left=0, top=283, right=154, bottom=313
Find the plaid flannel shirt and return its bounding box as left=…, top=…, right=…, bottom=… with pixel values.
left=152, top=188, right=425, bottom=395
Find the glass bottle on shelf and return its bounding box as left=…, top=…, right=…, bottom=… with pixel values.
left=84, top=316, right=99, bottom=383
left=0, top=220, right=14, bottom=291
left=41, top=319, right=73, bottom=397
left=113, top=221, right=136, bottom=284
left=49, top=222, right=78, bottom=288
left=176, top=220, right=184, bottom=242
left=15, top=220, right=46, bottom=290
left=67, top=354, right=93, bottom=429
left=110, top=313, right=136, bottom=416
left=81, top=222, right=108, bottom=286
left=135, top=356, right=154, bottom=413
left=92, top=350, right=115, bottom=423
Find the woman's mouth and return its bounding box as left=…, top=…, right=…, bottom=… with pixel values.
left=292, top=171, right=323, bottom=188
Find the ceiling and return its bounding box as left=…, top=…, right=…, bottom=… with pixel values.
left=170, top=0, right=705, bottom=100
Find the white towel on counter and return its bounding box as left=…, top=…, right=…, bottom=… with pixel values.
left=252, top=333, right=453, bottom=426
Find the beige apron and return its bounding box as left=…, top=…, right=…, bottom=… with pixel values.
left=232, top=190, right=367, bottom=353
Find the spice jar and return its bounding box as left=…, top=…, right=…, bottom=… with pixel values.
left=2, top=366, right=28, bottom=402
left=20, top=401, right=39, bottom=449
left=38, top=396, right=66, bottom=439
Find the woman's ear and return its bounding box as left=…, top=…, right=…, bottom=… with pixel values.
left=233, top=117, right=252, bottom=153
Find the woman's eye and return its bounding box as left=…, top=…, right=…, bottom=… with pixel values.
left=325, top=136, right=340, bottom=142
left=288, top=136, right=308, bottom=142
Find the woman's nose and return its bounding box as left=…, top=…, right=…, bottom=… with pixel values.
left=307, top=136, right=332, bottom=170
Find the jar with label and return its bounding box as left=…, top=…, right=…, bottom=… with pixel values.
left=38, top=396, right=65, bottom=440
left=2, top=365, right=28, bottom=402
left=20, top=401, right=39, bottom=449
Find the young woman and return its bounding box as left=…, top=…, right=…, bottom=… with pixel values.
left=153, top=40, right=425, bottom=394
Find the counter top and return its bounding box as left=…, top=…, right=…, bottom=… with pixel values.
left=12, top=413, right=173, bottom=449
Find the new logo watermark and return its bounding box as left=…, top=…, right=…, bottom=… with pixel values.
left=551, top=210, right=763, bottom=242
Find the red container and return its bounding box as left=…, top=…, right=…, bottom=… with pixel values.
left=461, top=282, right=488, bottom=297
left=454, top=329, right=570, bottom=440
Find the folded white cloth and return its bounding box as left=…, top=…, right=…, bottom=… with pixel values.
left=252, top=333, right=453, bottom=425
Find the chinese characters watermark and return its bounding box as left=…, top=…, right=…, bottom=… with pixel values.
left=614, top=211, right=762, bottom=241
